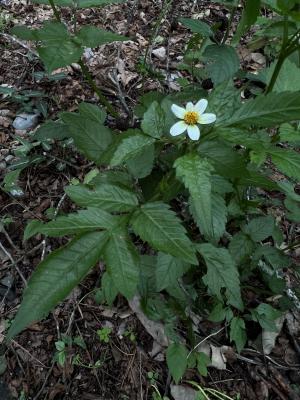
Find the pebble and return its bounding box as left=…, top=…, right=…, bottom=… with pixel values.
left=4, top=155, right=14, bottom=163
left=12, top=113, right=39, bottom=130
left=0, top=161, right=6, bottom=170
left=152, top=46, right=166, bottom=61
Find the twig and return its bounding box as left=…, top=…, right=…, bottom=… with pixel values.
left=33, top=362, right=55, bottom=400
left=0, top=241, right=27, bottom=286
left=1, top=226, right=18, bottom=251
left=10, top=339, right=49, bottom=368
left=187, top=326, right=225, bottom=358
left=0, top=33, right=38, bottom=57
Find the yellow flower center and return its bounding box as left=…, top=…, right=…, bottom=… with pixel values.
left=183, top=111, right=199, bottom=125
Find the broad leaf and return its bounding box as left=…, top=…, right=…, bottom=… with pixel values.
left=65, top=183, right=139, bottom=212
left=126, top=144, right=155, bottom=178
left=34, top=120, right=70, bottom=141
left=211, top=193, right=227, bottom=242
left=156, top=252, right=190, bottom=292
left=243, top=215, right=275, bottom=242
left=198, top=243, right=243, bottom=310
left=8, top=231, right=108, bottom=339
left=38, top=42, right=83, bottom=72
left=24, top=208, right=118, bottom=239
left=203, top=45, right=240, bottom=84
left=225, top=91, right=300, bottom=127
left=179, top=17, right=213, bottom=37
left=104, top=228, right=139, bottom=299
left=76, top=26, right=127, bottom=48
left=166, top=343, right=188, bottom=384
left=268, top=147, right=300, bottom=181
left=101, top=272, right=118, bottom=306
left=208, top=80, right=241, bottom=124
left=175, top=154, right=214, bottom=240
left=230, top=317, right=247, bottom=353
left=265, top=60, right=300, bottom=93
left=78, top=102, right=106, bottom=124
left=141, top=101, right=165, bottom=138
left=229, top=232, right=254, bottom=264
left=61, top=111, right=112, bottom=163
left=130, top=202, right=198, bottom=265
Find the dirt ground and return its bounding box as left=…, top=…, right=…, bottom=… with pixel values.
left=1, top=1, right=300, bottom=399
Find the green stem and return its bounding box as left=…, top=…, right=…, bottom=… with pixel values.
left=48, top=0, right=119, bottom=118
left=222, top=5, right=237, bottom=45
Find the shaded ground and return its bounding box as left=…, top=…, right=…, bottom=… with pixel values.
left=1, top=1, right=300, bottom=399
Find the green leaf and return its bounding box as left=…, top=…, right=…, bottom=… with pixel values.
left=130, top=202, right=198, bottom=265
left=268, top=147, right=300, bottom=181
left=78, top=102, right=106, bottom=124
left=38, top=42, right=83, bottom=73
left=104, top=228, right=139, bottom=299
left=203, top=45, right=240, bottom=85
left=166, top=343, right=188, bottom=384
left=156, top=252, right=190, bottom=292
left=179, top=17, right=213, bottom=37
left=141, top=101, right=165, bottom=138
left=11, top=25, right=37, bottom=40
left=25, top=208, right=118, bottom=238
left=208, top=80, right=241, bottom=124
left=126, top=144, right=155, bottom=178
left=211, top=193, right=228, bottom=242
left=110, top=133, right=155, bottom=166
left=34, top=120, right=70, bottom=141
left=229, top=232, right=254, bottom=264
left=8, top=231, right=109, bottom=339
left=225, top=91, right=300, bottom=127
left=101, top=271, right=118, bottom=306
left=251, top=303, right=282, bottom=331
left=243, top=215, right=275, bottom=242
left=76, top=26, right=127, bottom=48
left=208, top=303, right=226, bottom=322
left=230, top=317, right=247, bottom=353
left=65, top=183, right=139, bottom=212
left=279, top=123, right=300, bottom=144
left=61, top=111, right=112, bottom=163
left=175, top=154, right=214, bottom=240
left=265, top=60, right=300, bottom=93
left=198, top=243, right=243, bottom=310
left=232, top=0, right=261, bottom=44
left=196, top=352, right=211, bottom=377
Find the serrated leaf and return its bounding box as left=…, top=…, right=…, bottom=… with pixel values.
left=25, top=208, right=118, bottom=238
left=225, top=91, right=300, bottom=127
left=156, top=252, right=190, bottom=292
left=211, top=193, right=227, bottom=242
left=229, top=232, right=254, bottom=264
left=268, top=147, right=300, bottom=181
left=179, top=17, right=213, bottom=37
left=101, top=271, right=118, bottom=306
left=78, top=102, right=106, bottom=124
left=126, top=144, right=155, bottom=178
left=175, top=154, right=214, bottom=240
left=141, top=101, right=165, bottom=138
left=243, top=215, right=275, bottom=242
left=8, top=231, right=109, bottom=339
left=38, top=42, right=83, bottom=73
left=65, top=183, right=139, bottom=212
left=61, top=111, right=112, bottom=163
left=198, top=243, right=243, bottom=310
left=166, top=343, right=188, bottom=384
left=208, top=80, right=241, bottom=124
left=110, top=133, right=155, bottom=166
left=230, top=317, right=247, bottom=353
left=130, top=202, right=198, bottom=265
left=76, top=26, right=127, bottom=48
left=104, top=228, right=139, bottom=299
left=203, top=45, right=240, bottom=84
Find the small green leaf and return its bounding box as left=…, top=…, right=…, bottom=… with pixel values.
left=131, top=202, right=198, bottom=265
left=34, top=121, right=70, bottom=141
left=196, top=352, right=210, bottom=377
left=230, top=317, right=247, bottom=353
left=179, top=17, right=213, bottom=37
left=126, top=144, right=155, bottom=178
left=156, top=252, right=190, bottom=291
left=229, top=232, right=254, bottom=264
left=198, top=243, right=243, bottom=310
left=208, top=303, right=226, bottom=322
left=251, top=303, right=282, bottom=331
left=141, top=101, right=165, bottom=138
left=101, top=271, right=118, bottom=306
left=65, top=183, right=139, bottom=212
left=243, top=215, right=275, bottom=242
left=166, top=343, right=188, bottom=384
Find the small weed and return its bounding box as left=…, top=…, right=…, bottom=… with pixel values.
left=97, top=327, right=112, bottom=343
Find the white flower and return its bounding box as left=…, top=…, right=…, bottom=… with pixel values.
left=170, top=99, right=216, bottom=141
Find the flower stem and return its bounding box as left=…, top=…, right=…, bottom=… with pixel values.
left=49, top=0, right=61, bottom=22
left=222, top=5, right=237, bottom=45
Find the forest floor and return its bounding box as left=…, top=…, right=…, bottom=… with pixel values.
left=0, top=0, right=300, bottom=399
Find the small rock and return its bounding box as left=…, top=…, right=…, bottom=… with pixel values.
left=171, top=385, right=197, bottom=400
left=152, top=47, right=166, bottom=61
left=12, top=113, right=39, bottom=130
left=251, top=52, right=266, bottom=65
left=4, top=155, right=13, bottom=163
left=83, top=48, right=94, bottom=61
left=0, top=161, right=6, bottom=170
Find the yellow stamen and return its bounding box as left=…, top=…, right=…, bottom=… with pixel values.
left=183, top=111, right=199, bottom=125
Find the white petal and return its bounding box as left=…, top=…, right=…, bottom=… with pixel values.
left=195, top=99, right=208, bottom=114
left=200, top=113, right=216, bottom=124
left=186, top=102, right=194, bottom=111
left=187, top=125, right=200, bottom=141
left=170, top=121, right=187, bottom=136
left=171, top=104, right=185, bottom=119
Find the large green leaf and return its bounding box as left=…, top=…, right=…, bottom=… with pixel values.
left=198, top=243, right=243, bottom=310
left=24, top=208, right=118, bottom=239
left=203, top=45, right=240, bottom=84
left=76, top=26, right=127, bottom=48
left=225, top=91, right=300, bottom=127
left=232, top=0, right=261, bottom=44
left=166, top=343, right=188, bottom=384
left=61, top=111, right=112, bottom=163
left=179, top=17, right=213, bottom=37
left=175, top=154, right=214, bottom=240
left=130, top=202, right=198, bottom=265
left=8, top=231, right=108, bottom=339
left=268, top=147, right=300, bottom=181
left=156, top=252, right=190, bottom=292
left=265, top=60, right=300, bottom=93
left=65, top=183, right=139, bottom=212
left=38, top=43, right=83, bottom=72
left=104, top=227, right=139, bottom=299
